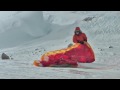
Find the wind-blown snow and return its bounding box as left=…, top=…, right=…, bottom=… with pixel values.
left=0, top=11, right=120, bottom=79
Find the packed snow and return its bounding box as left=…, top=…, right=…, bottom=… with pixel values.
left=0, top=11, right=120, bottom=79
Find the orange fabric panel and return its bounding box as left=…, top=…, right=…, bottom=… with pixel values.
left=35, top=42, right=95, bottom=67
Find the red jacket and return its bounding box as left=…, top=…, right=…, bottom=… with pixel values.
left=73, top=33, right=87, bottom=43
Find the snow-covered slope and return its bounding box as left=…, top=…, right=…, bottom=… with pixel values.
left=0, top=11, right=120, bottom=79
left=0, top=11, right=51, bottom=48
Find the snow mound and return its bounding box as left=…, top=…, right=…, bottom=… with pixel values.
left=0, top=11, right=51, bottom=49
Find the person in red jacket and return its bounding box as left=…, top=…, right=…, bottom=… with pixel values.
left=73, top=27, right=87, bottom=44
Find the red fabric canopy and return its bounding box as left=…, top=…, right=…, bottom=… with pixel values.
left=34, top=42, right=95, bottom=67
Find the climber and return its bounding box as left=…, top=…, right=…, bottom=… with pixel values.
left=73, top=27, right=87, bottom=44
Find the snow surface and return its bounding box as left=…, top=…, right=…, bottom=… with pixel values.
left=0, top=11, right=120, bottom=79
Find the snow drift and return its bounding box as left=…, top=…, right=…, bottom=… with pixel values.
left=0, top=11, right=51, bottom=49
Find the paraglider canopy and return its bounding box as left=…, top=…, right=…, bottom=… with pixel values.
left=34, top=42, right=95, bottom=67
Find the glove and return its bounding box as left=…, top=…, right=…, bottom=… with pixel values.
left=77, top=41, right=84, bottom=44
left=79, top=41, right=84, bottom=44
